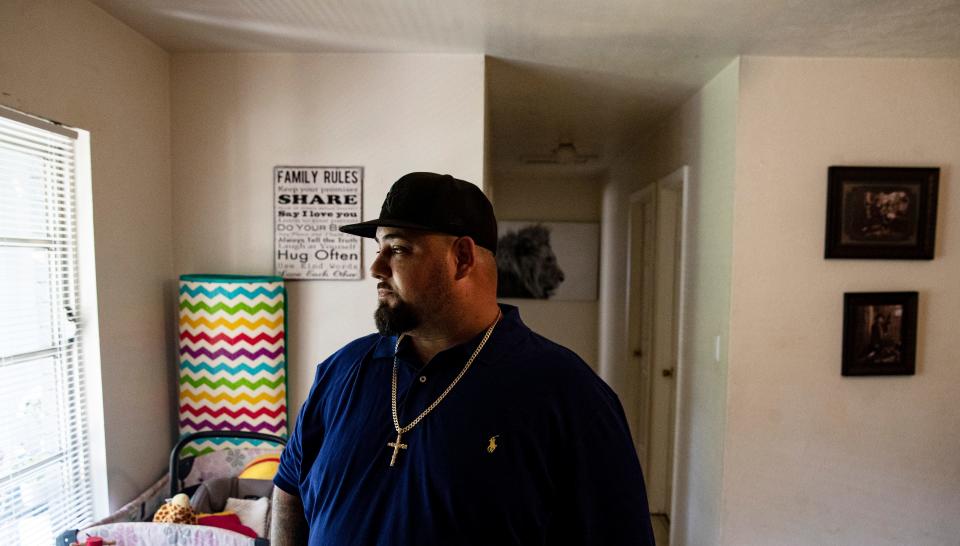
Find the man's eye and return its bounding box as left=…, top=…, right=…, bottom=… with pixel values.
left=391, top=246, right=406, bottom=254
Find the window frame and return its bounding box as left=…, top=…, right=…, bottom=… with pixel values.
left=0, top=105, right=107, bottom=540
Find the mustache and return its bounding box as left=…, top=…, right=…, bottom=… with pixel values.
left=377, top=282, right=394, bottom=291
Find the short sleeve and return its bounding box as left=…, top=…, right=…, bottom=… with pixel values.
left=273, top=334, right=380, bottom=497
left=274, top=396, right=306, bottom=496
left=274, top=364, right=324, bottom=496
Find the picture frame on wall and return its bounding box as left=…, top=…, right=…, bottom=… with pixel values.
left=842, top=291, right=918, bottom=377
left=825, top=166, right=939, bottom=260
left=495, top=221, right=600, bottom=301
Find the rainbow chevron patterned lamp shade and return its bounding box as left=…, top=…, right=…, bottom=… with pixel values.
left=178, top=275, right=288, bottom=456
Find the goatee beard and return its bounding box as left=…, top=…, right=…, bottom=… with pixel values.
left=374, top=300, right=420, bottom=336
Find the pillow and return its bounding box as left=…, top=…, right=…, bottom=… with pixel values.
left=224, top=496, right=270, bottom=537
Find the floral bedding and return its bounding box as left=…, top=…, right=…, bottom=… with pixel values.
left=78, top=522, right=259, bottom=546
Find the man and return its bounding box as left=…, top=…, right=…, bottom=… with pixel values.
left=271, top=172, right=655, bottom=545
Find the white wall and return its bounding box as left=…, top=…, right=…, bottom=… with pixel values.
left=722, top=57, right=960, bottom=546
left=0, top=0, right=173, bottom=510
left=600, top=59, right=739, bottom=546
left=170, top=53, right=485, bottom=412
left=491, top=171, right=603, bottom=368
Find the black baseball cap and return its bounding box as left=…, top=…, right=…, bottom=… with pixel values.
left=339, top=172, right=498, bottom=253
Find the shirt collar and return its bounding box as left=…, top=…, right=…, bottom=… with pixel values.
left=369, top=304, right=529, bottom=367
left=474, top=304, right=528, bottom=366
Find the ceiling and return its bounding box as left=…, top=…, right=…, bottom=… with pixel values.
left=91, top=0, right=960, bottom=174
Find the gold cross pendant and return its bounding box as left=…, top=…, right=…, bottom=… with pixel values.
left=387, top=432, right=408, bottom=467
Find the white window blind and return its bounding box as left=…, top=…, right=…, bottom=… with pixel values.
left=0, top=107, right=95, bottom=544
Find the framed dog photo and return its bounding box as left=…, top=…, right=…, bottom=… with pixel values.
left=825, top=166, right=939, bottom=259
left=842, top=292, right=918, bottom=376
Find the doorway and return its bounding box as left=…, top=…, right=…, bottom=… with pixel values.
left=625, top=166, right=689, bottom=543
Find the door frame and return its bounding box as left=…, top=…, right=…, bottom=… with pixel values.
left=625, top=184, right=657, bottom=469
left=660, top=166, right=690, bottom=537
left=624, top=165, right=690, bottom=538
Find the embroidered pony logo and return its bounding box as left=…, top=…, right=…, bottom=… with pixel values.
left=487, top=436, right=499, bottom=454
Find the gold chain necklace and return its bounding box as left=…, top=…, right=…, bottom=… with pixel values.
left=387, top=312, right=501, bottom=467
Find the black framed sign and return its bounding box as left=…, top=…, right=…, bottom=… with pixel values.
left=825, top=166, right=939, bottom=259
left=274, top=166, right=363, bottom=280
left=842, top=291, right=918, bottom=376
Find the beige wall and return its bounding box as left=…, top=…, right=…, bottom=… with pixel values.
left=723, top=56, right=960, bottom=546
left=0, top=0, right=173, bottom=510
left=170, top=53, right=485, bottom=412
left=600, top=58, right=739, bottom=546
left=492, top=172, right=603, bottom=368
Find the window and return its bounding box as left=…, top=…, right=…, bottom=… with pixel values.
left=0, top=107, right=97, bottom=543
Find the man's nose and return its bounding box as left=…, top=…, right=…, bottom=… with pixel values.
left=370, top=250, right=389, bottom=280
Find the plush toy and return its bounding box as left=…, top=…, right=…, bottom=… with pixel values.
left=152, top=493, right=198, bottom=525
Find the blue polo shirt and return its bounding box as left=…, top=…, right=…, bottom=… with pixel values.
left=275, top=304, right=654, bottom=545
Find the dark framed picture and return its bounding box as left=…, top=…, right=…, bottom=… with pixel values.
left=496, top=221, right=599, bottom=301
left=842, top=292, right=918, bottom=376
left=825, top=166, right=939, bottom=259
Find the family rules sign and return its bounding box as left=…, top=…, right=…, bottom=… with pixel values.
left=274, top=166, right=363, bottom=280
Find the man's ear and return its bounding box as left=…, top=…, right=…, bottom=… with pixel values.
left=452, top=237, right=477, bottom=280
